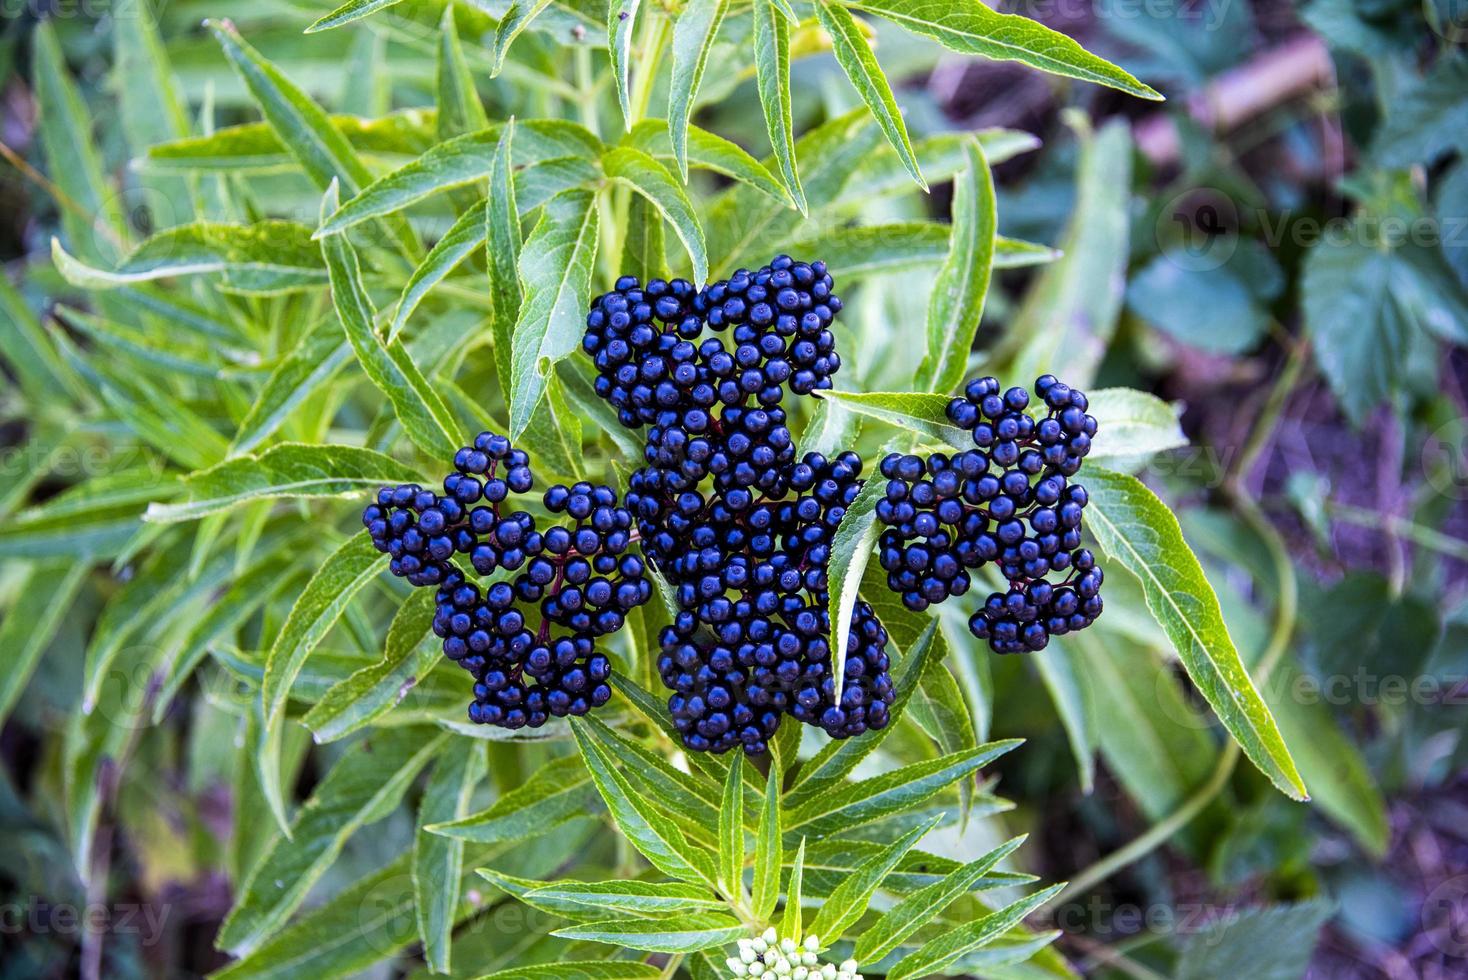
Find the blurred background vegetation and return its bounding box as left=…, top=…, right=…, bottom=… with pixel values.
left=1, top=0, right=1466, bottom=976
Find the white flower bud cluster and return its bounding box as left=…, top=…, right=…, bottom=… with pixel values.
left=724, top=929, right=863, bottom=980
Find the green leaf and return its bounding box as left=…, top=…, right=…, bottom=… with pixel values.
left=1033, top=641, right=1096, bottom=793
left=430, top=755, right=597, bottom=843
left=0, top=561, right=90, bottom=728
left=145, top=444, right=417, bottom=524
left=609, top=0, right=642, bottom=129
left=782, top=837, right=806, bottom=940
left=492, top=1, right=556, bottom=76
left=571, top=720, right=718, bottom=885
left=257, top=532, right=388, bottom=831
left=218, top=728, right=447, bottom=955
left=752, top=760, right=783, bottom=920
left=815, top=387, right=1182, bottom=464
left=884, top=884, right=1065, bottom=980
left=307, top=0, right=408, bottom=32
left=668, top=0, right=731, bottom=181
left=853, top=835, right=1028, bottom=964
left=815, top=1, right=924, bottom=190
left=0, top=275, right=85, bottom=407
left=320, top=184, right=461, bottom=459
left=302, top=589, right=438, bottom=742
left=231, top=323, right=353, bottom=454
left=1085, top=467, right=1307, bottom=800
left=825, top=469, right=888, bottom=700
left=622, top=192, right=667, bottom=283
left=391, top=205, right=486, bottom=341
left=51, top=223, right=326, bottom=294
left=473, top=965, right=664, bottom=980
left=752, top=0, right=807, bottom=213
left=808, top=816, right=940, bottom=944
left=529, top=880, right=726, bottom=915
left=0, top=470, right=179, bottom=560
left=316, top=122, right=602, bottom=236
left=1127, top=247, right=1278, bottom=355
left=787, top=741, right=1022, bottom=838
left=32, top=20, right=124, bottom=264
left=719, top=753, right=746, bottom=897
left=509, top=189, right=600, bottom=439
left=552, top=914, right=746, bottom=952
left=788, top=618, right=940, bottom=801
left=627, top=120, right=792, bottom=206
left=846, top=0, right=1161, bottom=100
left=487, top=122, right=523, bottom=394
left=143, top=111, right=437, bottom=173
left=415, top=744, right=486, bottom=973
left=1369, top=54, right=1468, bottom=168
left=919, top=138, right=994, bottom=393
left=436, top=5, right=490, bottom=138
left=1303, top=227, right=1468, bottom=424
left=154, top=553, right=299, bottom=721
left=1010, top=119, right=1133, bottom=387
left=1177, top=900, right=1334, bottom=980
left=603, top=146, right=708, bottom=284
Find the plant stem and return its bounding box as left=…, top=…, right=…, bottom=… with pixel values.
left=1226, top=332, right=1308, bottom=494
left=631, top=12, right=672, bottom=126
left=1045, top=740, right=1240, bottom=911
left=1328, top=501, right=1468, bottom=563
left=659, top=953, right=686, bottom=978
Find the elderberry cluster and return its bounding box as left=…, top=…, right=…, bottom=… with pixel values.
left=364, top=433, right=651, bottom=729
left=582, top=256, right=840, bottom=495
left=583, top=258, right=895, bottom=754
left=876, top=374, right=1105, bottom=653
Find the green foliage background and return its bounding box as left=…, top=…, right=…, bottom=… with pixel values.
left=1, top=0, right=1465, bottom=976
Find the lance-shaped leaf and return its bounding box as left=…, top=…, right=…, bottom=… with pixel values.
left=751, top=760, right=782, bottom=920
left=808, top=815, right=941, bottom=944
left=415, top=744, right=486, bottom=973
left=429, top=755, right=598, bottom=843
left=217, top=728, right=447, bottom=955
left=145, top=444, right=418, bottom=524
left=320, top=183, right=461, bottom=460
left=752, top=0, right=806, bottom=213
left=436, top=5, right=489, bottom=139
left=307, top=0, right=407, bottom=32
left=509, top=189, right=599, bottom=438
left=622, top=192, right=666, bottom=283
left=487, top=122, right=523, bottom=394
left=719, top=753, right=746, bottom=897
left=782, top=837, right=806, bottom=940
left=207, top=19, right=416, bottom=255
left=144, top=112, right=438, bottom=173
left=316, top=122, right=602, bottom=236
left=492, top=0, right=555, bottom=75
left=257, top=532, right=388, bottom=832
left=884, top=883, right=1065, bottom=980
left=302, top=588, right=438, bottom=743
left=826, top=474, right=886, bottom=700
left=815, top=1, right=924, bottom=190
left=0, top=561, right=90, bottom=727
left=787, top=741, right=1022, bottom=838
left=553, top=914, right=747, bottom=952
left=230, top=322, right=352, bottom=454
left=477, top=966, right=664, bottom=980
left=814, top=387, right=1184, bottom=465
left=572, top=719, right=718, bottom=885
left=0, top=470, right=179, bottom=560
left=789, top=618, right=940, bottom=801
left=1084, top=467, right=1307, bottom=799
left=1034, top=640, right=1097, bottom=793
left=52, top=223, right=326, bottom=295
left=628, top=120, right=791, bottom=207
left=390, top=205, right=485, bottom=340
left=609, top=0, right=642, bottom=128
left=668, top=0, right=731, bottom=180
left=853, top=835, right=1029, bottom=964
left=604, top=146, right=708, bottom=284
left=846, top=0, right=1160, bottom=100
left=528, top=880, right=726, bottom=916
left=919, top=138, right=994, bottom=393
